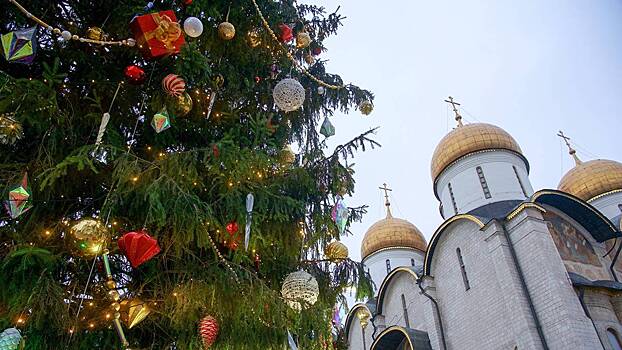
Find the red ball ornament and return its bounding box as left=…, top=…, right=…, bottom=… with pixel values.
left=212, top=144, right=220, bottom=158
left=124, top=65, right=146, bottom=84
left=226, top=221, right=238, bottom=234
left=162, top=74, right=186, bottom=97
left=312, top=47, right=322, bottom=56
left=118, top=231, right=161, bottom=268
left=182, top=0, right=193, bottom=5
left=198, top=315, right=219, bottom=348
left=278, top=24, right=293, bottom=43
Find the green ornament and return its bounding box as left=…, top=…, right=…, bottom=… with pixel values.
left=151, top=108, right=171, bottom=133
left=0, top=328, right=22, bottom=350
left=320, top=117, right=335, bottom=138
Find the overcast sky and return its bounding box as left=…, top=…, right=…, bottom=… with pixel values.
left=311, top=0, right=622, bottom=262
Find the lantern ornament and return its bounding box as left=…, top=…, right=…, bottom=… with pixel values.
left=325, top=241, right=348, bottom=261
left=281, top=270, right=319, bottom=311
left=118, top=231, right=161, bottom=268
left=0, top=327, right=22, bottom=350
left=273, top=78, right=305, bottom=112
left=120, top=298, right=151, bottom=328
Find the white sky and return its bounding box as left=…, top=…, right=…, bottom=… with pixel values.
left=312, top=0, right=622, bottom=262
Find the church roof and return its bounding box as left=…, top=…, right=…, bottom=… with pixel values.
left=430, top=122, right=526, bottom=182
left=558, top=159, right=622, bottom=202
left=360, top=210, right=427, bottom=260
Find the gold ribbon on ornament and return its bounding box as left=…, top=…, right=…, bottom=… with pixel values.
left=144, top=13, right=181, bottom=50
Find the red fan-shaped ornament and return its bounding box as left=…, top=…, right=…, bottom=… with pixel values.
left=118, top=231, right=161, bottom=268
left=162, top=74, right=186, bottom=97
left=278, top=24, right=293, bottom=43
left=198, top=315, right=219, bottom=348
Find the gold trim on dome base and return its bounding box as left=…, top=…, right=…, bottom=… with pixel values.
left=431, top=123, right=524, bottom=181
left=588, top=189, right=622, bottom=203
left=558, top=159, right=622, bottom=202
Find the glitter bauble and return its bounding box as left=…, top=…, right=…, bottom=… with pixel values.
left=359, top=100, right=373, bottom=115
left=183, top=17, right=203, bottom=38
left=295, top=31, right=311, bottom=49
left=124, top=65, right=146, bottom=84
left=0, top=328, right=22, bottom=350
left=325, top=241, right=348, bottom=261
left=273, top=78, right=305, bottom=112
left=167, top=92, right=193, bottom=117
left=246, top=28, right=261, bottom=48
left=218, top=22, right=235, bottom=40
left=69, top=218, right=107, bottom=258
left=281, top=270, right=319, bottom=311
left=86, top=27, right=106, bottom=41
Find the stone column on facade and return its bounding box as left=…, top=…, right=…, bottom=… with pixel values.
left=418, top=275, right=444, bottom=350
left=582, top=289, right=622, bottom=350
left=506, top=207, right=602, bottom=349
left=611, top=293, right=622, bottom=324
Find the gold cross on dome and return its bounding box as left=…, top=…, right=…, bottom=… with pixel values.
left=379, top=183, right=393, bottom=217
left=557, top=130, right=582, bottom=165
left=444, top=96, right=463, bottom=126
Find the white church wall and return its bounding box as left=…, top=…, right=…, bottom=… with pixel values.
left=582, top=289, right=622, bottom=350
left=347, top=314, right=374, bottom=350
left=380, top=271, right=427, bottom=332
left=363, top=248, right=424, bottom=293
left=430, top=219, right=518, bottom=349
left=436, top=151, right=532, bottom=217
left=589, top=191, right=622, bottom=222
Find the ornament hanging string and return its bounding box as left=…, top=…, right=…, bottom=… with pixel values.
left=128, top=63, right=158, bottom=153
left=8, top=0, right=135, bottom=47
left=249, top=0, right=344, bottom=90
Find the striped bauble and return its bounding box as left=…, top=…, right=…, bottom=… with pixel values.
left=198, top=315, right=219, bottom=348
left=162, top=74, right=186, bottom=97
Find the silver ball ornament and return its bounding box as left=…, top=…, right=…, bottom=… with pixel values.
left=61, top=30, right=72, bottom=41
left=317, top=86, right=325, bottom=95
left=183, top=17, right=204, bottom=38
left=281, top=270, right=319, bottom=311
left=273, top=78, right=305, bottom=112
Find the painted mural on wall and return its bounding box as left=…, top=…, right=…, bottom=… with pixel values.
left=543, top=211, right=601, bottom=266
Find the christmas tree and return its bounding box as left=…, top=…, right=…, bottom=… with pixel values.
left=0, top=0, right=375, bottom=349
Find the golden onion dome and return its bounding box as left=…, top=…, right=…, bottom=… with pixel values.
left=558, top=159, right=622, bottom=202
left=360, top=208, right=427, bottom=260
left=431, top=123, right=524, bottom=182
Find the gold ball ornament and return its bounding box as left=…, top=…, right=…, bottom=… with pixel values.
left=69, top=218, right=108, bottom=258
left=304, top=53, right=315, bottom=65
left=295, top=31, right=312, bottom=49
left=167, top=92, right=193, bottom=117
left=279, top=145, right=296, bottom=165
left=246, top=28, right=261, bottom=48
left=218, top=22, right=236, bottom=40
left=86, top=27, right=106, bottom=41
left=359, top=100, right=373, bottom=115
left=0, top=114, right=23, bottom=145
left=325, top=241, right=349, bottom=261
left=212, top=74, right=225, bottom=88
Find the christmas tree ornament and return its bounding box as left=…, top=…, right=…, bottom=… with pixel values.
left=95, top=112, right=111, bottom=145
left=320, top=117, right=335, bottom=138
left=120, top=298, right=151, bottom=328
left=331, top=196, right=348, bottom=234
left=118, top=231, right=161, bottom=268
left=183, top=17, right=203, bottom=38
left=212, top=74, right=225, bottom=88
left=295, top=31, right=311, bottom=49
left=280, top=145, right=296, bottom=165
left=325, top=241, right=348, bottom=261
left=4, top=173, right=32, bottom=219
left=269, top=64, right=280, bottom=80
left=317, top=86, right=325, bottom=95
left=226, top=221, right=239, bottom=235
left=246, top=28, right=261, bottom=48
left=69, top=218, right=108, bottom=258
left=182, top=0, right=193, bottom=5
left=312, top=47, right=322, bottom=56
left=0, top=113, right=24, bottom=145
left=198, top=315, right=219, bottom=348
left=278, top=24, right=293, bottom=43
left=167, top=92, right=193, bottom=117
left=287, top=330, right=298, bottom=350
left=130, top=11, right=185, bottom=59
left=359, top=100, right=373, bottom=115
left=86, top=27, right=106, bottom=41
left=245, top=193, right=254, bottom=251
left=273, top=78, right=305, bottom=112
left=151, top=108, right=171, bottom=133
left=356, top=308, right=371, bottom=329
left=281, top=270, right=319, bottom=311
left=162, top=74, right=186, bottom=97
left=0, top=327, right=22, bottom=350
left=124, top=65, right=146, bottom=84
left=304, top=53, right=315, bottom=65
left=1, top=27, right=37, bottom=64
left=61, top=30, right=72, bottom=41
left=218, top=22, right=235, bottom=40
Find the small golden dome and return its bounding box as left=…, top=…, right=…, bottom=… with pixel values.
left=431, top=123, right=524, bottom=182
left=558, top=159, right=622, bottom=202
left=360, top=211, right=427, bottom=260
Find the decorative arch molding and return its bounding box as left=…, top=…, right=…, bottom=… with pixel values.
left=376, top=267, right=419, bottom=315
left=370, top=326, right=432, bottom=350
left=423, top=214, right=485, bottom=275
left=530, top=189, right=620, bottom=242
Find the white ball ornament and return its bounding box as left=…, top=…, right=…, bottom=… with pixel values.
left=317, top=86, right=325, bottom=95
left=183, top=17, right=204, bottom=38
left=61, top=30, right=72, bottom=41
left=273, top=78, right=305, bottom=112
left=281, top=270, right=319, bottom=311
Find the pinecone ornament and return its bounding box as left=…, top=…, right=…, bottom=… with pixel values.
left=198, top=315, right=219, bottom=348
left=0, top=328, right=22, bottom=350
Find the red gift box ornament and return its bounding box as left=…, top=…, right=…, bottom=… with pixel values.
left=118, top=231, right=161, bottom=268
left=130, top=11, right=186, bottom=59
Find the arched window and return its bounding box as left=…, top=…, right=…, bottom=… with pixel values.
left=476, top=166, right=492, bottom=199
left=456, top=248, right=470, bottom=291
left=607, top=328, right=622, bottom=350
left=448, top=182, right=458, bottom=214
left=513, top=165, right=529, bottom=197
left=386, top=259, right=391, bottom=273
